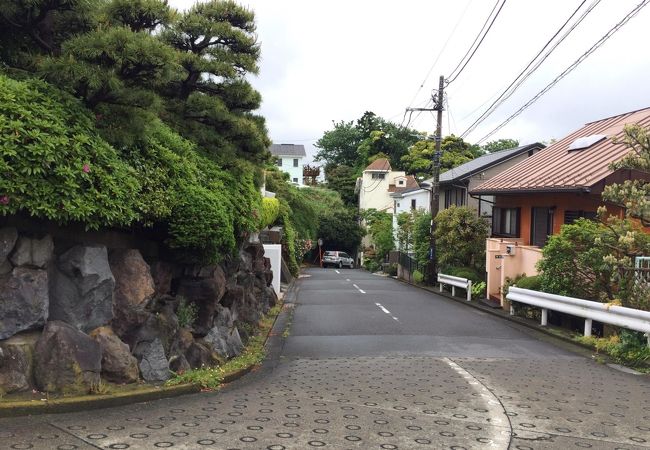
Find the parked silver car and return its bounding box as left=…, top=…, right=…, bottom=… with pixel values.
left=322, top=251, right=354, bottom=269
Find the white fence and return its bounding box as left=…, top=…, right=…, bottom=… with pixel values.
left=507, top=287, right=650, bottom=346
left=438, top=273, right=472, bottom=302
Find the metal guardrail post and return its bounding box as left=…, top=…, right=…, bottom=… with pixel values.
left=584, top=318, right=593, bottom=337
left=541, top=308, right=548, bottom=326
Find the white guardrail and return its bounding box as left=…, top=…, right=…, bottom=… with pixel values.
left=507, top=286, right=650, bottom=346
left=438, top=273, right=472, bottom=302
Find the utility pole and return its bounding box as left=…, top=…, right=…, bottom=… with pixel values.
left=406, top=75, right=445, bottom=283
left=429, top=75, right=445, bottom=282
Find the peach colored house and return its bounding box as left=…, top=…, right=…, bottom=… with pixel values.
left=471, top=107, right=650, bottom=306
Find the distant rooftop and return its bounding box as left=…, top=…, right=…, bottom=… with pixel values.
left=269, top=143, right=306, bottom=157
left=422, top=143, right=544, bottom=185
left=364, top=158, right=391, bottom=172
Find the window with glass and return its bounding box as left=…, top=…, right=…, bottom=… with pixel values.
left=371, top=173, right=386, bottom=179
left=276, top=158, right=282, bottom=166
left=444, top=187, right=465, bottom=208
left=293, top=158, right=299, bottom=167
left=492, top=207, right=520, bottom=237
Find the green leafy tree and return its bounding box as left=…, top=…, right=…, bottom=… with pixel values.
left=361, top=208, right=394, bottom=263
left=325, top=164, right=358, bottom=207
left=481, top=138, right=519, bottom=153
left=433, top=206, right=489, bottom=273
left=315, top=120, right=364, bottom=168
left=318, top=209, right=364, bottom=255
left=412, top=212, right=432, bottom=265
left=316, top=111, right=422, bottom=171
left=602, top=124, right=650, bottom=225
left=538, top=216, right=650, bottom=310
left=0, top=0, right=272, bottom=265
left=396, top=209, right=427, bottom=252
left=401, top=135, right=482, bottom=179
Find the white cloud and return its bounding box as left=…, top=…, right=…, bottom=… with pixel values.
left=169, top=0, right=650, bottom=161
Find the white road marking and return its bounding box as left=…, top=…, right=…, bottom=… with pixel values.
left=443, top=358, right=511, bottom=448
left=352, top=283, right=366, bottom=294
left=374, top=302, right=398, bottom=321
left=335, top=270, right=340, bottom=274
left=346, top=278, right=351, bottom=282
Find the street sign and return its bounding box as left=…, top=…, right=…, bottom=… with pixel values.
left=318, top=238, right=323, bottom=247
left=495, top=255, right=504, bottom=259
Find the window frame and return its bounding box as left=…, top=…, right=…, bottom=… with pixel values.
left=293, top=158, right=299, bottom=167
left=491, top=207, right=520, bottom=238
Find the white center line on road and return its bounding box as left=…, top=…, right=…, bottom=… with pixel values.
left=352, top=284, right=366, bottom=294
left=375, top=302, right=399, bottom=321
left=346, top=278, right=351, bottom=282
left=335, top=270, right=340, bottom=274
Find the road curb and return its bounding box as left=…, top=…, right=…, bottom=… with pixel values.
left=0, top=283, right=294, bottom=418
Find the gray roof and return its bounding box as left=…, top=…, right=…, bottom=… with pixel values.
left=269, top=143, right=306, bottom=157
left=429, top=143, right=544, bottom=184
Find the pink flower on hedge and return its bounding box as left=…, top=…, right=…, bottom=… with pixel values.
left=0, top=195, right=9, bottom=205
left=82, top=164, right=90, bottom=173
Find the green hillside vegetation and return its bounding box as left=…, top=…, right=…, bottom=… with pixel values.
left=0, top=0, right=290, bottom=264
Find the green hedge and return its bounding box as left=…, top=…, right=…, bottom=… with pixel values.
left=0, top=75, right=140, bottom=228
left=0, top=74, right=264, bottom=263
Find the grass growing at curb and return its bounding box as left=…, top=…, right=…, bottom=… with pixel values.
left=166, top=301, right=284, bottom=390
left=573, top=333, right=650, bottom=372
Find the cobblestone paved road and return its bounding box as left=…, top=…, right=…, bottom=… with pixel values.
left=1, top=268, right=649, bottom=449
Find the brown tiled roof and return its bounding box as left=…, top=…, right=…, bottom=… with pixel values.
left=389, top=175, right=419, bottom=193
left=365, top=158, right=391, bottom=171
left=471, top=107, right=650, bottom=195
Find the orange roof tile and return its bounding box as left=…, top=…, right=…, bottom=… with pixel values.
left=471, top=107, right=650, bottom=195
left=365, top=158, right=391, bottom=171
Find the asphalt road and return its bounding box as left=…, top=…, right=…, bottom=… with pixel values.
left=1, top=267, right=649, bottom=449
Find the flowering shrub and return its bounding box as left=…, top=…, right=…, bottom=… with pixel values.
left=0, top=75, right=140, bottom=228
left=0, top=74, right=265, bottom=263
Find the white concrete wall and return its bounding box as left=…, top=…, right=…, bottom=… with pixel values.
left=276, top=156, right=303, bottom=185
left=263, top=244, right=282, bottom=296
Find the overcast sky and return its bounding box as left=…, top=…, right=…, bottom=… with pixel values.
left=170, top=0, right=650, bottom=163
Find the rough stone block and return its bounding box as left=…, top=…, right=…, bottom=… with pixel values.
left=90, top=326, right=139, bottom=384
left=0, top=267, right=49, bottom=340
left=9, top=235, right=54, bottom=268
left=134, top=338, right=170, bottom=382
left=33, top=321, right=101, bottom=394
left=49, top=245, right=114, bottom=332
left=0, top=332, right=39, bottom=394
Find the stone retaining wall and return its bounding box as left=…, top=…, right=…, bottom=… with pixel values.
left=0, top=222, right=276, bottom=396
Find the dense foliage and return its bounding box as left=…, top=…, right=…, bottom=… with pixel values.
left=361, top=209, right=394, bottom=267
left=538, top=216, right=650, bottom=310
left=602, top=124, right=650, bottom=225
left=0, top=76, right=139, bottom=228
left=0, top=0, right=274, bottom=263
left=315, top=112, right=422, bottom=172
left=434, top=206, right=490, bottom=274
left=265, top=171, right=363, bottom=273
left=400, top=135, right=484, bottom=180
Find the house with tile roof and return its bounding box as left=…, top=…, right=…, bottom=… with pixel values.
left=356, top=158, right=419, bottom=263
left=269, top=143, right=306, bottom=185
left=470, top=107, right=650, bottom=305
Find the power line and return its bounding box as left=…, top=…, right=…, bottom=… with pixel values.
left=460, top=0, right=600, bottom=138
left=407, top=0, right=475, bottom=108
left=446, top=0, right=508, bottom=85
left=474, top=0, right=650, bottom=144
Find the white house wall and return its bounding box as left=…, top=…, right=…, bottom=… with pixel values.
left=277, top=156, right=303, bottom=185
